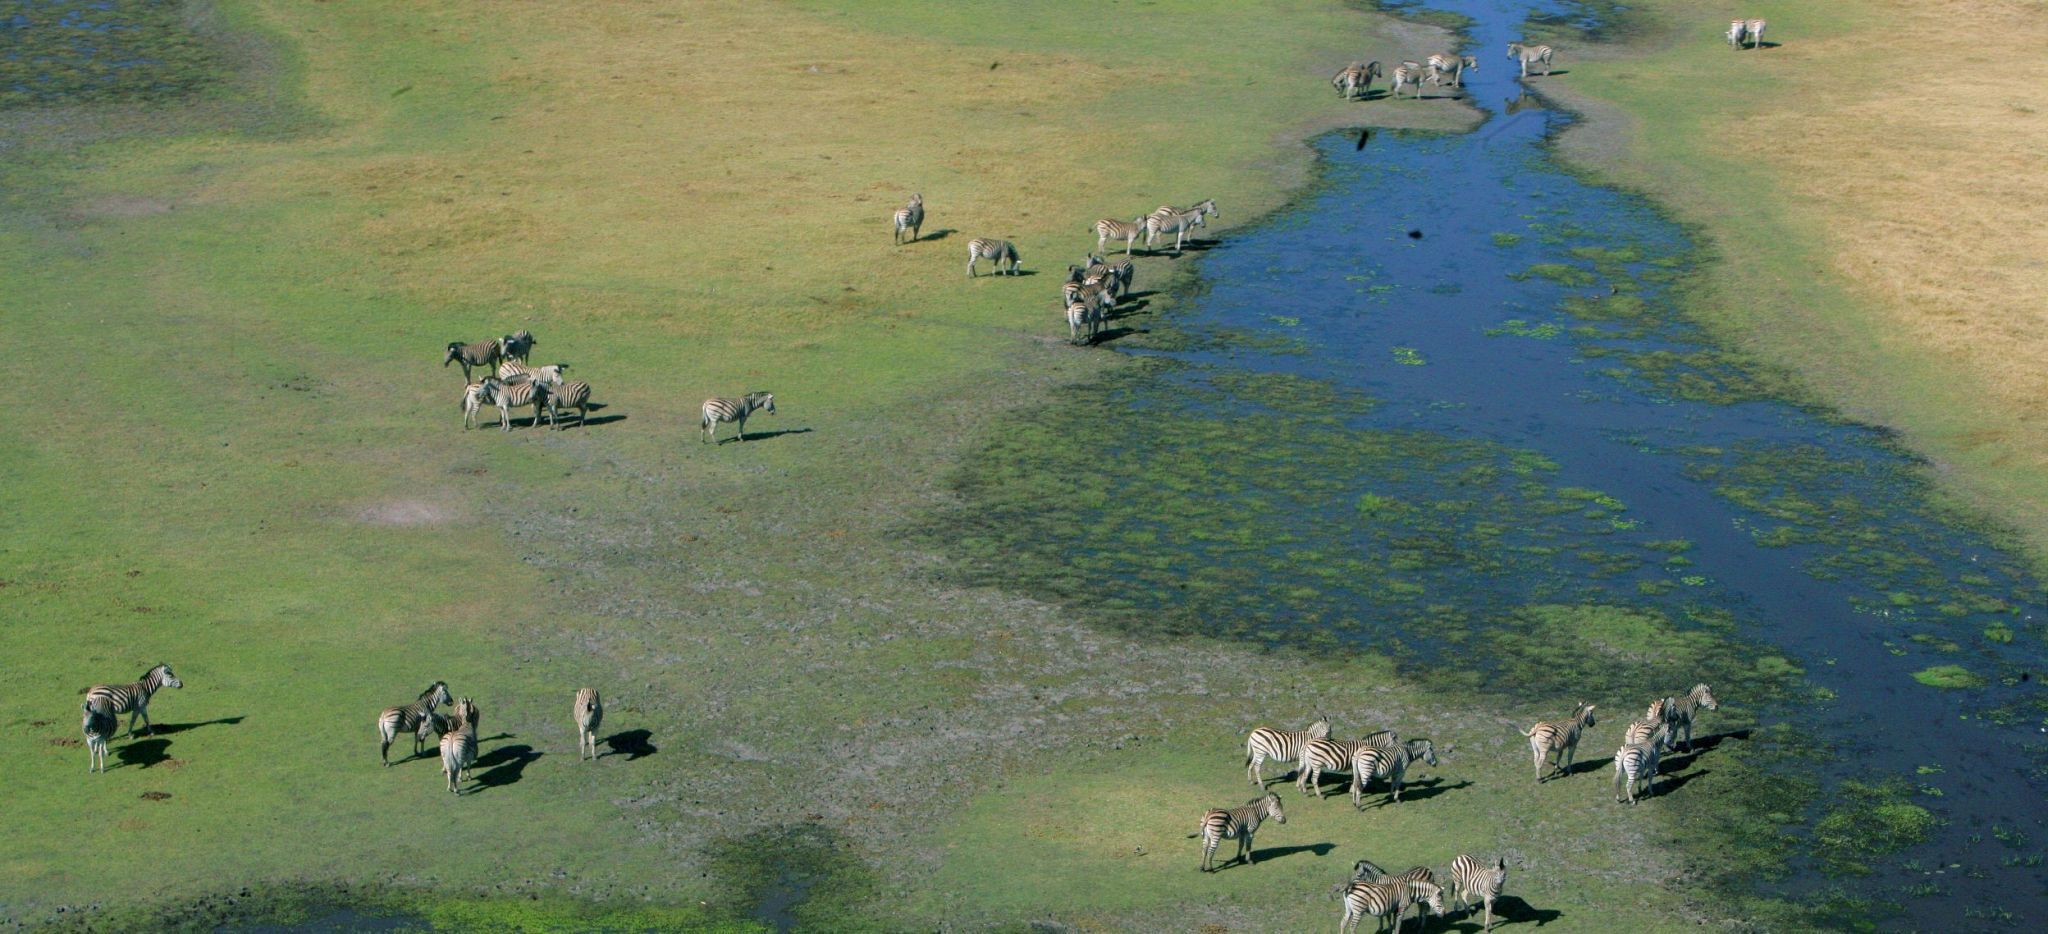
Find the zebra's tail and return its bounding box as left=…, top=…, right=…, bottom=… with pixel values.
left=1516, top=725, right=1536, bottom=737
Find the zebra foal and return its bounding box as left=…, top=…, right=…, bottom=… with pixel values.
left=1448, top=855, right=1508, bottom=932
left=574, top=688, right=603, bottom=761
left=86, top=663, right=182, bottom=738
left=1520, top=702, right=1595, bottom=782
left=966, top=238, right=1021, bottom=277
left=1194, top=792, right=1284, bottom=872
left=702, top=391, right=775, bottom=443
left=1243, top=715, right=1329, bottom=785
left=82, top=699, right=116, bottom=773
left=1390, top=62, right=1430, bottom=100
left=893, top=193, right=924, bottom=244
left=1506, top=42, right=1554, bottom=77
left=544, top=380, right=594, bottom=429
left=378, top=680, right=452, bottom=766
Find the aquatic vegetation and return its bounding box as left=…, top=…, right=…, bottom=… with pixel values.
left=0, top=0, right=224, bottom=109
left=1484, top=318, right=1562, bottom=339
left=1811, top=780, right=1940, bottom=876
left=1491, top=232, right=1523, bottom=247
left=1912, top=665, right=1986, bottom=689
left=1391, top=346, right=1426, bottom=365
left=1512, top=262, right=1599, bottom=287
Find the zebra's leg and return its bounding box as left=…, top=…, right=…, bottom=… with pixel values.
left=1201, top=835, right=1215, bottom=872
left=137, top=703, right=153, bottom=737
left=735, top=414, right=747, bottom=442
left=1239, top=830, right=1254, bottom=865
left=967, top=256, right=977, bottom=277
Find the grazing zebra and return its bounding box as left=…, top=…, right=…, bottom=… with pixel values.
left=892, top=193, right=924, bottom=244
left=377, top=680, right=451, bottom=767
left=966, top=238, right=1021, bottom=277
left=1427, top=53, right=1478, bottom=88
left=501, top=330, right=536, bottom=363
left=82, top=699, right=116, bottom=773
left=1390, top=62, right=1429, bottom=100
left=1614, top=741, right=1660, bottom=804
left=1520, top=702, right=1596, bottom=782
left=85, top=663, right=182, bottom=739
left=1449, top=855, right=1508, bottom=932
left=1506, top=42, right=1555, bottom=77
left=1297, top=732, right=1396, bottom=798
left=1144, top=209, right=1206, bottom=254
left=1194, top=792, right=1285, bottom=872
left=1244, top=716, right=1330, bottom=785
left=443, top=339, right=503, bottom=382
left=1744, top=18, right=1766, bottom=49
left=1338, top=879, right=1443, bottom=934
left=441, top=697, right=480, bottom=794
left=702, top=391, right=775, bottom=443
left=1094, top=217, right=1147, bottom=255
left=1349, top=738, right=1437, bottom=806
left=1065, top=300, right=1100, bottom=344
left=1335, top=61, right=1385, bottom=100
left=1663, top=683, right=1718, bottom=752
left=1105, top=259, right=1134, bottom=299
left=544, top=379, right=593, bottom=429
left=574, top=688, right=603, bottom=761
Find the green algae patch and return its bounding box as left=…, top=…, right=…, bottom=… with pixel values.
left=1912, top=665, right=1986, bottom=689
left=1513, top=262, right=1599, bottom=287
left=1812, top=780, right=1940, bottom=876
left=0, top=0, right=227, bottom=109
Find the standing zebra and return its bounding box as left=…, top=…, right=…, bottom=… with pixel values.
left=377, top=680, right=452, bottom=767
left=85, top=663, right=182, bottom=738
left=1520, top=702, right=1596, bottom=782
left=1426, top=53, right=1478, bottom=88
left=443, top=339, right=503, bottom=383
left=574, top=688, right=603, bottom=761
left=1448, top=855, right=1508, bottom=932
left=966, top=238, right=1021, bottom=276
left=484, top=377, right=551, bottom=431
left=1506, top=42, right=1555, bottom=77
left=82, top=699, right=116, bottom=773
left=1390, top=62, right=1430, bottom=100
left=1622, top=709, right=1668, bottom=752
left=1194, top=792, right=1285, bottom=872
left=702, top=391, right=775, bottom=444
left=441, top=697, right=480, bottom=795
left=1150, top=198, right=1218, bottom=226
left=1727, top=20, right=1747, bottom=49
left=1662, top=683, right=1718, bottom=752
left=1338, top=879, right=1443, bottom=934
left=501, top=330, right=537, bottom=363
left=1340, top=62, right=1386, bottom=99
left=893, top=193, right=924, bottom=244
left=1094, top=217, right=1147, bottom=256
left=1613, top=740, right=1661, bottom=804
left=1349, top=737, right=1437, bottom=806
left=1743, top=18, right=1767, bottom=49
left=1144, top=209, right=1206, bottom=255
left=1105, top=258, right=1135, bottom=300
left=544, top=380, right=594, bottom=429
left=461, top=381, right=494, bottom=430
left=1297, top=732, right=1397, bottom=798
left=1065, top=299, right=1100, bottom=345
left=1244, top=715, right=1330, bottom=785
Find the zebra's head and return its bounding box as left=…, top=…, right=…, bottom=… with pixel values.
left=1692, top=684, right=1718, bottom=710
left=1349, top=858, right=1387, bottom=883
left=1408, top=738, right=1438, bottom=767
left=152, top=664, right=181, bottom=689
left=748, top=392, right=776, bottom=416
left=1411, top=881, right=1445, bottom=917
left=1308, top=715, right=1331, bottom=739
left=1576, top=702, right=1596, bottom=727
left=443, top=342, right=464, bottom=365
left=452, top=697, right=478, bottom=731
left=426, top=681, right=451, bottom=707
left=1260, top=792, right=1285, bottom=823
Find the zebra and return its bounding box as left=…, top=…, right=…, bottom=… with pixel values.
left=702, top=391, right=775, bottom=443
left=574, top=688, right=603, bottom=761
left=1149, top=199, right=1217, bottom=231
left=1663, top=683, right=1718, bottom=752
left=1333, top=61, right=1385, bottom=100
left=443, top=339, right=502, bottom=382
left=461, top=381, right=494, bottom=430
left=1427, top=53, right=1478, bottom=88
left=82, top=699, right=116, bottom=773
left=1338, top=879, right=1443, bottom=934
left=85, top=663, right=182, bottom=738
left=1506, top=42, right=1554, bottom=77
left=483, top=377, right=551, bottom=431
left=1390, top=62, right=1430, bottom=100
left=1144, top=209, right=1206, bottom=255
left=893, top=193, right=924, bottom=244
left=1744, top=18, right=1766, bottom=49
left=1094, top=217, right=1146, bottom=255
left=1335, top=860, right=1446, bottom=932
left=441, top=697, right=480, bottom=794
left=1448, top=855, right=1508, bottom=932
left=1614, top=740, right=1660, bottom=804
left=1105, top=259, right=1134, bottom=299
left=966, top=238, right=1020, bottom=277
left=1622, top=713, right=1667, bottom=752
left=501, top=330, right=537, bottom=363
left=1244, top=715, right=1330, bottom=785
left=497, top=360, right=568, bottom=385
left=544, top=380, right=593, bottom=429
left=377, top=680, right=451, bottom=766
left=1350, top=737, right=1437, bottom=806
left=1194, top=792, right=1284, bottom=872
left=1065, top=300, right=1100, bottom=344
left=1520, top=702, right=1596, bottom=782
left=1297, top=732, right=1397, bottom=798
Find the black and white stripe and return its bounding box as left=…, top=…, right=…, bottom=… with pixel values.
left=1332, top=61, right=1384, bottom=100
left=1449, top=855, right=1508, bottom=932
left=85, top=663, right=182, bottom=739
left=893, top=194, right=924, bottom=244
left=1244, top=716, right=1330, bottom=786
left=1338, top=878, right=1443, bottom=934
left=483, top=377, right=551, bottom=431
left=378, top=681, right=451, bottom=767
left=966, top=238, right=1021, bottom=276
left=1520, top=702, right=1596, bottom=782
left=1427, top=53, right=1478, bottom=88
left=443, top=339, right=502, bottom=382
left=1390, top=62, right=1430, bottom=100
left=500, top=330, right=537, bottom=363
left=1297, top=732, right=1396, bottom=798
left=1066, top=300, right=1100, bottom=344
left=574, top=688, right=603, bottom=761
left=1144, top=209, right=1206, bottom=255
left=544, top=380, right=593, bottom=429
left=1195, top=792, right=1285, bottom=872
left=1349, top=737, right=1437, bottom=806
left=1506, top=42, right=1554, bottom=77
left=441, top=697, right=480, bottom=794
left=1663, top=683, right=1718, bottom=752
left=1613, top=741, right=1660, bottom=804
left=82, top=699, right=116, bottom=773
left=702, top=391, right=775, bottom=444
left=1094, top=217, right=1146, bottom=255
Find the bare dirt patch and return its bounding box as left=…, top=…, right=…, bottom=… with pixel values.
left=352, top=498, right=461, bottom=527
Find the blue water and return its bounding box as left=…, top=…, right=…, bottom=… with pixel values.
left=1108, top=0, right=2048, bottom=924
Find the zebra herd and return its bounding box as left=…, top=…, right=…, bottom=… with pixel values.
left=1727, top=18, right=1768, bottom=50
left=1334, top=40, right=1559, bottom=105
left=446, top=330, right=596, bottom=432
left=1204, top=686, right=1720, bottom=927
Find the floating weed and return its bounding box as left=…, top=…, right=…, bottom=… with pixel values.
left=1912, top=665, right=1987, bottom=689
left=1985, top=623, right=2015, bottom=643
left=1511, top=262, right=1599, bottom=287
left=1267, top=315, right=1300, bottom=327
left=1485, top=318, right=1563, bottom=339
left=1391, top=346, right=1426, bottom=366
left=1811, top=779, right=1941, bottom=876
left=1915, top=764, right=1944, bottom=775
left=1491, top=232, right=1522, bottom=247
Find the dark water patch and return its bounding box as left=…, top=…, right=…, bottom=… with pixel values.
left=1, top=0, right=224, bottom=109
left=707, top=825, right=877, bottom=933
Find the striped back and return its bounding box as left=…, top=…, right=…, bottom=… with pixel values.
left=1341, top=879, right=1440, bottom=926
left=1391, top=63, right=1428, bottom=96
left=968, top=238, right=1016, bottom=262
left=86, top=664, right=180, bottom=715
left=551, top=380, right=592, bottom=410
left=1204, top=793, right=1283, bottom=840
left=1095, top=217, right=1144, bottom=241
left=1527, top=702, right=1596, bottom=751
left=704, top=392, right=773, bottom=425
left=383, top=681, right=451, bottom=732
left=1614, top=741, right=1659, bottom=796
left=1449, top=854, right=1506, bottom=906
left=1245, top=718, right=1330, bottom=766
left=445, top=339, right=500, bottom=367
left=574, top=687, right=602, bottom=732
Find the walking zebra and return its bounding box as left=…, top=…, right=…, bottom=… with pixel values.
left=544, top=380, right=593, bottom=429
left=1520, top=702, right=1596, bottom=782
left=893, top=194, right=924, bottom=244
left=1333, top=61, right=1384, bottom=100
left=1066, top=299, right=1100, bottom=344
left=1094, top=217, right=1147, bottom=255
left=443, top=339, right=503, bottom=382
left=1150, top=198, right=1217, bottom=225
left=501, top=330, right=537, bottom=363
left=82, top=699, right=116, bottom=773
left=1297, top=732, right=1397, bottom=798
left=1244, top=716, right=1330, bottom=785
left=377, top=680, right=452, bottom=766
left=1448, top=855, right=1508, bottom=932
left=1350, top=737, right=1437, bottom=806
left=1614, top=740, right=1660, bottom=804
left=1744, top=19, right=1766, bottom=49
left=1144, top=209, right=1206, bottom=255
left=966, top=238, right=1020, bottom=276
left=85, top=663, right=182, bottom=738
left=1506, top=42, right=1554, bottom=77
left=1105, top=258, right=1135, bottom=299
left=1662, top=683, right=1718, bottom=752
left=1194, top=792, right=1285, bottom=872
left=702, top=391, right=775, bottom=443
left=574, top=688, right=603, bottom=761
left=485, top=377, right=550, bottom=431
left=1622, top=711, right=1667, bottom=752
left=1427, top=53, right=1478, bottom=88
left=1390, top=62, right=1430, bottom=100
left=1338, top=879, right=1443, bottom=934
left=441, top=697, right=480, bottom=794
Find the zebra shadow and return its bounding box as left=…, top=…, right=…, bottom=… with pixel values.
left=566, top=413, right=628, bottom=429
left=1106, top=299, right=1152, bottom=318
left=603, top=728, right=657, bottom=760
left=1644, top=767, right=1711, bottom=797
left=1354, top=777, right=1474, bottom=809
left=1442, top=895, right=1561, bottom=930
left=914, top=228, right=956, bottom=243
left=720, top=427, right=813, bottom=445
left=147, top=716, right=244, bottom=735
left=1083, top=326, right=1145, bottom=346
left=472, top=743, right=542, bottom=790
left=1553, top=754, right=1611, bottom=779
left=1240, top=842, right=1336, bottom=866
left=116, top=738, right=172, bottom=769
